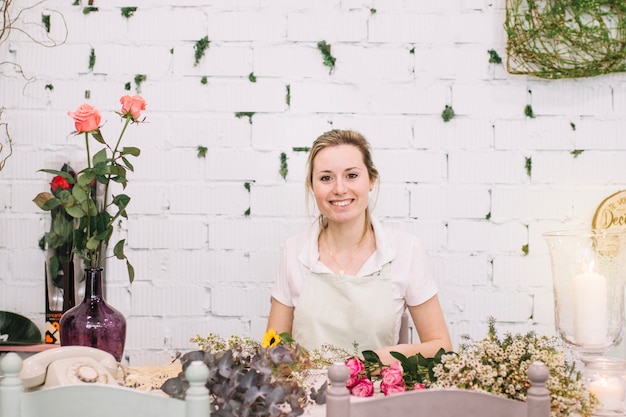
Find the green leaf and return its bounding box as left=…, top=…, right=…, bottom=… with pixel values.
left=91, top=129, right=106, bottom=144
left=122, top=147, right=140, bottom=157
left=113, top=239, right=126, bottom=259
left=113, top=194, right=130, bottom=210
left=93, top=161, right=110, bottom=177
left=93, top=148, right=108, bottom=166
left=42, top=198, right=62, bottom=210
left=86, top=235, right=100, bottom=250
left=78, top=171, right=96, bottom=187
left=126, top=260, right=135, bottom=284
left=72, top=184, right=89, bottom=204
left=121, top=156, right=135, bottom=172
left=39, top=169, right=75, bottom=184
left=65, top=205, right=85, bottom=218
left=362, top=350, right=381, bottom=364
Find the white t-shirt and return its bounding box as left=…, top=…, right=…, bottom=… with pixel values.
left=271, top=216, right=438, bottom=345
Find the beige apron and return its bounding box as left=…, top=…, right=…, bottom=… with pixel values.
left=293, top=263, right=395, bottom=352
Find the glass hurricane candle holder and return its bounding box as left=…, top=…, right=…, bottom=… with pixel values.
left=543, top=229, right=626, bottom=359
left=583, top=356, right=626, bottom=415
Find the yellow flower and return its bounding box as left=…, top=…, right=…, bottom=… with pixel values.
left=262, top=328, right=281, bottom=348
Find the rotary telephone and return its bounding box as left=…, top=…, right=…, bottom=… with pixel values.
left=19, top=346, right=120, bottom=390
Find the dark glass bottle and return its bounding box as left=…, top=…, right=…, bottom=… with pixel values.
left=59, top=267, right=126, bottom=362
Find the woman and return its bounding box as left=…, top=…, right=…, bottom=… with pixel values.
left=267, top=129, right=451, bottom=364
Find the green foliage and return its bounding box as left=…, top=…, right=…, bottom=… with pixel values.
left=292, top=147, right=310, bottom=153
left=244, top=182, right=251, bottom=192
left=409, top=46, right=415, bottom=54
left=524, top=104, right=535, bottom=118
left=88, top=48, right=96, bottom=71
left=570, top=122, right=576, bottom=130
left=571, top=149, right=584, bottom=157
left=317, top=41, right=336, bottom=72
left=525, top=157, right=532, bottom=177
left=286, top=84, right=291, bottom=106
left=441, top=105, right=455, bottom=122
left=197, top=146, right=207, bottom=158
left=522, top=244, right=529, bottom=255
left=83, top=6, right=98, bottom=14
left=487, top=49, right=502, bottom=64
left=485, top=212, right=491, bottom=220
left=134, top=74, right=147, bottom=91
left=505, top=0, right=626, bottom=78
left=248, top=72, right=256, bottom=82
left=235, top=112, right=254, bottom=124
left=370, top=8, right=377, bottom=14
left=193, top=36, right=210, bottom=66
left=244, top=207, right=251, bottom=217
left=279, top=152, right=288, bottom=180
left=42, top=14, right=50, bottom=32
left=45, top=84, right=54, bottom=91
left=121, top=7, right=137, bottom=18
left=200, top=76, right=207, bottom=85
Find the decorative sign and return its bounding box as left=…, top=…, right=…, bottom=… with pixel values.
left=592, top=190, right=626, bottom=230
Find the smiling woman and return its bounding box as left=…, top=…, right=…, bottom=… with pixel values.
left=266, top=129, right=452, bottom=365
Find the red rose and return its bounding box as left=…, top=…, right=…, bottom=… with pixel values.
left=412, top=383, right=426, bottom=390
left=68, top=103, right=101, bottom=133
left=50, top=175, right=71, bottom=192
left=120, top=94, right=146, bottom=121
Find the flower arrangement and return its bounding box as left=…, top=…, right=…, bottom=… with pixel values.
left=344, top=318, right=596, bottom=417
left=161, top=329, right=350, bottom=416
left=430, top=319, right=597, bottom=417
left=33, top=95, right=147, bottom=283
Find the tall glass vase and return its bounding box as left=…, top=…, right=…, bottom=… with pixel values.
left=543, top=229, right=626, bottom=360
left=59, top=267, right=126, bottom=362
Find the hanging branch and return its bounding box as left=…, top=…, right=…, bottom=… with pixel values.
left=0, top=109, right=13, bottom=172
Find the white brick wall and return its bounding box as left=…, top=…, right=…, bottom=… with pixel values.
left=2, top=0, right=626, bottom=365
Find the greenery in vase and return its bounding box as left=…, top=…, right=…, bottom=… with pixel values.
left=33, top=95, right=147, bottom=283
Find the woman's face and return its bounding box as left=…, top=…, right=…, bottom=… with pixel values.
left=311, top=144, right=374, bottom=226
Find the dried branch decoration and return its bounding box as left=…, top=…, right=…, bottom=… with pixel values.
left=505, top=0, right=626, bottom=79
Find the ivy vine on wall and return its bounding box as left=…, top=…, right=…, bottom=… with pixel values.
left=505, top=0, right=626, bottom=79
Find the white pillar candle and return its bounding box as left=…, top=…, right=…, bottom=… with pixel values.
left=589, top=377, right=624, bottom=411
left=572, top=271, right=608, bottom=346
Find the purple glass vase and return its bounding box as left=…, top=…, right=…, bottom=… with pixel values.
left=59, top=267, right=127, bottom=362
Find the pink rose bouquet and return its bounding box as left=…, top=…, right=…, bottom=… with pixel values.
left=33, top=95, right=147, bottom=283
left=344, top=348, right=448, bottom=397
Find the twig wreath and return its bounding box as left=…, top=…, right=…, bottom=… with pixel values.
left=505, top=0, right=626, bottom=79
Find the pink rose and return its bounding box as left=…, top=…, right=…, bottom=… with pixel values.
left=345, top=357, right=365, bottom=388
left=68, top=103, right=101, bottom=133
left=380, top=362, right=404, bottom=386
left=412, top=383, right=426, bottom=390
left=381, top=382, right=406, bottom=395
left=120, top=94, right=146, bottom=121
left=350, top=377, right=374, bottom=397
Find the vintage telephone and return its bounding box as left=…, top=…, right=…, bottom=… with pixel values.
left=19, top=346, right=120, bottom=390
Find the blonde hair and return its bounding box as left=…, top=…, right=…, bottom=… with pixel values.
left=305, top=129, right=379, bottom=232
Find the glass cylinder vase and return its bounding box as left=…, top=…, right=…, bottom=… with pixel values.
left=543, top=229, right=626, bottom=359
left=59, top=267, right=126, bottom=362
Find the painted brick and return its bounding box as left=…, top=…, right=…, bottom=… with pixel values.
left=211, top=284, right=271, bottom=316
left=287, top=11, right=367, bottom=42
left=208, top=12, right=287, bottom=42
left=449, top=150, right=528, bottom=184
left=376, top=150, right=447, bottom=183
left=128, top=217, right=207, bottom=250
left=448, top=220, right=528, bottom=253
left=409, top=184, right=491, bottom=219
